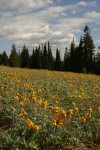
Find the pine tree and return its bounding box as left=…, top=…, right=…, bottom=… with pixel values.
left=78, top=36, right=84, bottom=72
left=9, top=44, right=20, bottom=67
left=95, top=47, right=100, bottom=74
left=69, top=38, right=76, bottom=71
left=63, top=47, right=69, bottom=71
left=35, top=45, right=41, bottom=69
left=0, top=53, right=3, bottom=65
left=83, top=25, right=95, bottom=73
left=74, top=37, right=84, bottom=72
left=55, top=49, right=61, bottom=71
left=2, top=51, right=9, bottom=66
left=42, top=43, right=48, bottom=69
left=47, top=41, right=53, bottom=70
left=30, top=48, right=35, bottom=69
left=20, top=45, right=29, bottom=68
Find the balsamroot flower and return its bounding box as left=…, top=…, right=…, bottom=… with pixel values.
left=66, top=109, right=73, bottom=118
left=81, top=117, right=86, bottom=123
left=26, top=118, right=40, bottom=132
left=19, top=108, right=27, bottom=117
left=53, top=118, right=63, bottom=128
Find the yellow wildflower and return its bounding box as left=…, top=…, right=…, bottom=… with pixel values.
left=87, top=107, right=92, bottom=113
left=81, top=117, right=86, bottom=123
left=53, top=118, right=63, bottom=128
left=34, top=125, right=40, bottom=132
left=72, top=102, right=75, bottom=106
left=54, top=107, right=61, bottom=113
left=26, top=119, right=40, bottom=132
left=45, top=105, right=52, bottom=111
left=66, top=109, right=73, bottom=118
left=75, top=107, right=78, bottom=112
left=14, top=95, right=19, bottom=101
left=86, top=113, right=92, bottom=118
left=97, top=107, right=100, bottom=113
left=19, top=108, right=26, bottom=117
left=26, top=118, right=34, bottom=128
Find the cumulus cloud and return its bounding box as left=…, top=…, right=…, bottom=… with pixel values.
left=77, top=1, right=96, bottom=7
left=0, top=0, right=53, bottom=10
left=0, top=0, right=99, bottom=55
left=84, top=11, right=100, bottom=19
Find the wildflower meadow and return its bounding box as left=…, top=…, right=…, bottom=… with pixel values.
left=0, top=66, right=100, bottom=150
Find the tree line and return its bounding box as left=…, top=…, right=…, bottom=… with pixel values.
left=0, top=25, right=100, bottom=74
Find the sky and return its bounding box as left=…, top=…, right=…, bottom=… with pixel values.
left=0, top=0, right=100, bottom=57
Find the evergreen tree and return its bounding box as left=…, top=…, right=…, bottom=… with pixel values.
left=35, top=45, right=41, bottom=69
left=0, top=53, right=2, bottom=65
left=42, top=43, right=48, bottom=69
left=55, top=49, right=61, bottom=71
left=47, top=41, right=53, bottom=70
left=78, top=36, right=84, bottom=72
left=40, top=43, right=44, bottom=69
left=83, top=25, right=95, bottom=73
left=9, top=44, right=20, bottom=67
left=30, top=48, right=35, bottom=68
left=94, top=47, right=100, bottom=74
left=74, top=37, right=84, bottom=72
left=63, top=47, right=69, bottom=71
left=69, top=38, right=76, bottom=71
left=2, top=51, right=8, bottom=66
left=20, top=45, right=29, bottom=68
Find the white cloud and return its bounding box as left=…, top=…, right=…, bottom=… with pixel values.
left=0, top=0, right=53, bottom=10
left=84, top=11, right=100, bottom=19
left=95, top=40, right=100, bottom=44
left=0, top=0, right=99, bottom=56
left=77, top=1, right=96, bottom=7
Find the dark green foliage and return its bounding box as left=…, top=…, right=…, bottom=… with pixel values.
left=41, top=43, right=48, bottom=69
left=69, top=38, right=76, bottom=72
left=55, top=49, right=61, bottom=71
left=75, top=37, right=84, bottom=72
left=83, top=25, right=95, bottom=73
left=9, top=44, right=20, bottom=67
left=63, top=47, right=70, bottom=71
left=94, top=52, right=100, bottom=74
left=0, top=53, right=2, bottom=65
left=35, top=46, right=41, bottom=69
left=47, top=41, right=54, bottom=70
left=20, top=45, right=29, bottom=68
left=2, top=51, right=9, bottom=66
left=81, top=67, right=87, bottom=74
left=30, top=48, right=35, bottom=69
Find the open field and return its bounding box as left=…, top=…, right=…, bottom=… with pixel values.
left=0, top=66, right=100, bottom=150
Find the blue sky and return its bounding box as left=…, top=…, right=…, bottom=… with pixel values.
left=0, top=0, right=100, bottom=56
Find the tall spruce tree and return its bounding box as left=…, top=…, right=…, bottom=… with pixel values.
left=35, top=45, right=41, bottom=69
left=47, top=41, right=53, bottom=70
left=20, top=45, right=29, bottom=68
left=63, top=47, right=69, bottom=71
left=95, top=47, right=100, bottom=74
left=30, top=48, right=35, bottom=69
left=55, top=49, right=61, bottom=71
left=2, top=51, right=9, bottom=66
left=74, top=37, right=84, bottom=72
left=83, top=25, right=95, bottom=73
left=69, top=38, right=76, bottom=71
left=42, top=43, right=48, bottom=69
left=9, top=44, right=20, bottom=67
left=0, top=53, right=3, bottom=65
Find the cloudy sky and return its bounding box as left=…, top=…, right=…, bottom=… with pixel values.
left=0, top=0, right=100, bottom=56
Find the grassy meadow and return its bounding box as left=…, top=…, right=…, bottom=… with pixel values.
left=0, top=66, right=100, bottom=150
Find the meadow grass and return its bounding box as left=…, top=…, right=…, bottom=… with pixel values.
left=0, top=66, right=100, bottom=150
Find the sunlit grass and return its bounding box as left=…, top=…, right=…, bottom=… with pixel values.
left=0, top=66, right=100, bottom=150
